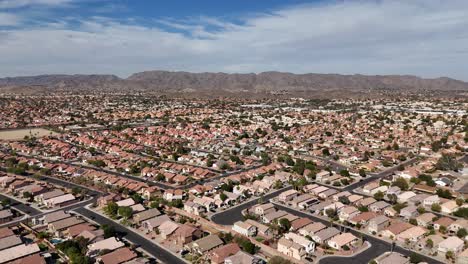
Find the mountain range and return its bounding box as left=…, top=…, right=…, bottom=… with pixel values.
left=1, top=71, right=467, bottom=94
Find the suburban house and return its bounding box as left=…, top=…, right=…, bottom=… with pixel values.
left=311, top=227, right=340, bottom=244
left=277, top=237, right=306, bottom=261
left=368, top=215, right=390, bottom=233
left=327, top=232, right=358, bottom=250
left=185, top=235, right=224, bottom=255
left=284, top=233, right=314, bottom=254
left=438, top=236, right=464, bottom=254
left=232, top=221, right=257, bottom=237
left=278, top=189, right=299, bottom=202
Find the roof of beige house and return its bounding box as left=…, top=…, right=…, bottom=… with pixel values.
left=43, top=210, right=71, bottom=223
left=67, top=223, right=96, bottom=237
left=285, top=232, right=312, bottom=247
left=0, top=210, right=13, bottom=219
left=39, top=189, right=65, bottom=200
left=210, top=243, right=240, bottom=264
left=0, top=228, right=14, bottom=240
left=300, top=222, right=326, bottom=234
left=420, top=234, right=444, bottom=247
left=0, top=235, right=22, bottom=251
left=116, top=198, right=135, bottom=207
left=144, top=214, right=171, bottom=228
left=255, top=203, right=275, bottom=211
left=173, top=224, right=198, bottom=238
left=188, top=234, right=224, bottom=253
left=416, top=213, right=436, bottom=223
left=433, top=217, right=454, bottom=227
left=340, top=206, right=358, bottom=215
left=370, top=215, right=389, bottom=225
left=8, top=253, right=46, bottom=264
left=130, top=204, right=146, bottom=213
left=99, top=247, right=137, bottom=264
left=134, top=208, right=162, bottom=222
left=450, top=219, right=468, bottom=228
left=375, top=252, right=409, bottom=264
left=48, top=217, right=84, bottom=231
left=158, top=220, right=179, bottom=235
left=88, top=237, right=124, bottom=252
left=44, top=193, right=75, bottom=204
left=441, top=200, right=458, bottom=210
left=291, top=218, right=313, bottom=230
left=384, top=222, right=413, bottom=236
left=234, top=221, right=254, bottom=230
left=350, top=212, right=378, bottom=224
left=358, top=197, right=376, bottom=206
left=328, top=233, right=357, bottom=247
left=278, top=237, right=303, bottom=251
left=244, top=219, right=270, bottom=234
left=263, top=210, right=287, bottom=221
left=280, top=189, right=298, bottom=197
left=347, top=194, right=363, bottom=203
left=224, top=251, right=255, bottom=264
left=438, top=236, right=464, bottom=249
left=313, top=227, right=340, bottom=241
left=0, top=243, right=40, bottom=263
left=397, top=226, right=427, bottom=240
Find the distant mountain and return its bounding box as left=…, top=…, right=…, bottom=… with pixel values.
left=1, top=71, right=467, bottom=94
left=0, top=74, right=120, bottom=86
left=127, top=71, right=468, bottom=92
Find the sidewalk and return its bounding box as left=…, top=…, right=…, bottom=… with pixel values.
left=315, top=241, right=371, bottom=263
left=80, top=204, right=190, bottom=264
left=271, top=200, right=445, bottom=264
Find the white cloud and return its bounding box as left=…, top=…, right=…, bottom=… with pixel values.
left=0, top=0, right=468, bottom=80
left=0, top=12, right=20, bottom=25
left=0, top=0, right=72, bottom=9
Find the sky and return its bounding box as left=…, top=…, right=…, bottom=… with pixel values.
left=0, top=0, right=467, bottom=80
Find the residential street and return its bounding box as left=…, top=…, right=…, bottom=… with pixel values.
left=272, top=203, right=443, bottom=264
left=0, top=193, right=42, bottom=216
left=211, top=186, right=293, bottom=225
left=75, top=207, right=186, bottom=264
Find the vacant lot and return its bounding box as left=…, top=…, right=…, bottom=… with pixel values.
left=0, top=128, right=58, bottom=141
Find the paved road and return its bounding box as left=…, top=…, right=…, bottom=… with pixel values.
left=273, top=203, right=443, bottom=264
left=297, top=153, right=348, bottom=172
left=75, top=207, right=185, bottom=264
left=342, top=156, right=420, bottom=191
left=0, top=193, right=42, bottom=216
left=211, top=186, right=293, bottom=225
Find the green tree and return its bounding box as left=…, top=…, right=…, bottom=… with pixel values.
left=431, top=203, right=441, bottom=212
left=340, top=169, right=350, bottom=177
left=374, top=191, right=384, bottom=201
left=426, top=238, right=434, bottom=249
left=118, top=206, right=133, bottom=219
left=409, top=253, right=422, bottom=263
left=457, top=228, right=467, bottom=238
left=446, top=250, right=455, bottom=261
left=268, top=256, right=292, bottom=264
left=392, top=178, right=409, bottom=191
left=278, top=218, right=291, bottom=233
left=436, top=154, right=462, bottom=171
left=454, top=208, right=468, bottom=218
left=359, top=169, right=367, bottom=177
left=101, top=224, right=116, bottom=238
left=219, top=192, right=228, bottom=202
left=104, top=202, right=118, bottom=217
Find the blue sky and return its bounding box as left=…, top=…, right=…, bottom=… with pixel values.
left=1, top=0, right=468, bottom=80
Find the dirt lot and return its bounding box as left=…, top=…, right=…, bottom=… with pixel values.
left=0, top=128, right=58, bottom=141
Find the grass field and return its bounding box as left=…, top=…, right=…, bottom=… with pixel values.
left=0, top=128, right=58, bottom=141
